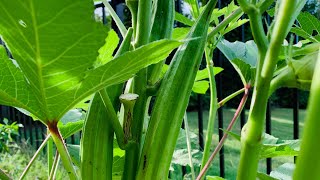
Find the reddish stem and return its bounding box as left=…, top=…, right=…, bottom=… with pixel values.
left=196, top=84, right=251, bottom=180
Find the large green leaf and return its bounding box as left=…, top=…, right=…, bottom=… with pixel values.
left=0, top=0, right=181, bottom=122
left=217, top=39, right=257, bottom=85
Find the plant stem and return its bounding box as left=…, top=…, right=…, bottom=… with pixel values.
left=218, top=88, right=245, bottom=107
left=237, top=1, right=299, bottom=179
left=0, top=168, right=11, bottom=180
left=99, top=89, right=126, bottom=149
left=207, top=8, right=243, bottom=41
left=47, top=131, right=53, bottom=179
left=49, top=151, right=60, bottom=180
left=101, top=0, right=127, bottom=37
left=19, top=134, right=51, bottom=180
left=294, top=50, right=320, bottom=179
left=184, top=112, right=196, bottom=180
left=47, top=122, right=77, bottom=180
left=197, top=85, right=250, bottom=180
left=201, top=47, right=218, bottom=169
left=123, top=0, right=152, bottom=178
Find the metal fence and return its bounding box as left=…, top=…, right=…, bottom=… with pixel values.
left=0, top=0, right=302, bottom=178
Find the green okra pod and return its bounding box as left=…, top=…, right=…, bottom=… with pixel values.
left=136, top=0, right=217, bottom=178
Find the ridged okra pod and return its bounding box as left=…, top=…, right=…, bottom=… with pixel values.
left=81, top=94, right=115, bottom=180
left=136, top=0, right=217, bottom=178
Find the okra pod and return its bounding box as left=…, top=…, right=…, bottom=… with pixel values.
left=136, top=0, right=217, bottom=178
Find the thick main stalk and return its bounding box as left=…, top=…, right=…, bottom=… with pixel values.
left=237, top=1, right=301, bottom=179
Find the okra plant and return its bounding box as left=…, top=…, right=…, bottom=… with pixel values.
left=0, top=0, right=319, bottom=179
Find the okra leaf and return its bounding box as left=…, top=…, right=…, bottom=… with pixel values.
left=192, top=80, right=209, bottom=94
left=58, top=109, right=84, bottom=139
left=210, top=1, right=239, bottom=25
left=195, top=67, right=223, bottom=81
left=270, top=163, right=295, bottom=180
left=260, top=133, right=300, bottom=159
left=0, top=46, right=41, bottom=118
left=0, top=1, right=182, bottom=122
left=291, top=12, right=320, bottom=42
left=217, top=39, right=257, bottom=85
left=192, top=67, right=223, bottom=94
left=174, top=12, right=194, bottom=27
left=0, top=0, right=107, bottom=121
left=96, top=29, right=120, bottom=67
left=260, top=139, right=300, bottom=159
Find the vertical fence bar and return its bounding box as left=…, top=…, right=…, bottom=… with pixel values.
left=266, top=101, right=272, bottom=173
left=216, top=0, right=225, bottom=177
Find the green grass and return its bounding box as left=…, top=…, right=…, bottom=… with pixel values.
left=0, top=142, right=70, bottom=179
left=185, top=108, right=306, bottom=179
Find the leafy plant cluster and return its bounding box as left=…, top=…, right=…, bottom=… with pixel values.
left=0, top=0, right=319, bottom=180
left=0, top=119, right=22, bottom=153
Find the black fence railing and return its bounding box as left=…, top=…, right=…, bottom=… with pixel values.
left=0, top=0, right=302, bottom=178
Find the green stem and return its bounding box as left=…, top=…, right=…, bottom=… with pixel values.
left=99, top=89, right=126, bottom=149
left=0, top=168, right=11, bottom=180
left=19, top=134, right=51, bottom=180
left=48, top=123, right=77, bottom=180
left=184, top=112, right=196, bottom=180
left=122, top=0, right=152, bottom=178
left=207, top=8, right=243, bottom=41
left=133, top=0, right=152, bottom=47
left=102, top=0, right=127, bottom=37
left=237, top=1, right=299, bottom=179
left=47, top=131, right=53, bottom=179
left=294, top=50, right=320, bottom=179
left=201, top=47, right=218, bottom=169
left=218, top=88, right=245, bottom=107
left=49, top=151, right=60, bottom=180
